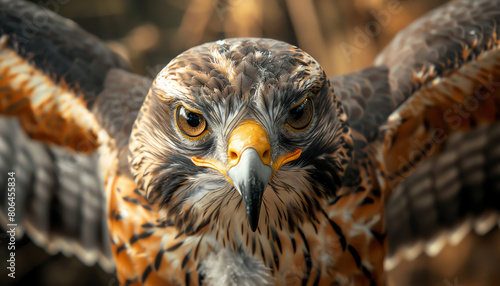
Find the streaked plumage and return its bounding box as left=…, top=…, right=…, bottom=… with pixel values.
left=0, top=0, right=499, bottom=285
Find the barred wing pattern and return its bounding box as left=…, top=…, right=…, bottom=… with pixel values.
left=333, top=0, right=500, bottom=271
left=0, top=0, right=148, bottom=272
left=375, top=0, right=500, bottom=182
left=377, top=0, right=500, bottom=269
left=0, top=0, right=128, bottom=151
left=0, top=117, right=113, bottom=270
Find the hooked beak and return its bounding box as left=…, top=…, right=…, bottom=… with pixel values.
left=191, top=120, right=301, bottom=232
left=227, top=148, right=272, bottom=231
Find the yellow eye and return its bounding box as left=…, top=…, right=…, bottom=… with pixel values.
left=286, top=97, right=313, bottom=131
left=176, top=106, right=208, bottom=139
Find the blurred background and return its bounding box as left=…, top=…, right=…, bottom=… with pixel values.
left=29, top=0, right=448, bottom=77
left=2, top=0, right=500, bottom=285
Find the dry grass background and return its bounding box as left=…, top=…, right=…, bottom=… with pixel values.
left=1, top=0, right=499, bottom=285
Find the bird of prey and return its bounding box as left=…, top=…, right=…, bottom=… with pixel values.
left=1, top=0, right=499, bottom=285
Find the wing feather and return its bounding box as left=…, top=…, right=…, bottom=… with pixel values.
left=377, top=0, right=500, bottom=185
left=0, top=0, right=151, bottom=271
left=0, top=0, right=129, bottom=151
left=375, top=0, right=500, bottom=107
left=0, top=117, right=113, bottom=271
left=384, top=123, right=500, bottom=269
left=331, top=65, right=393, bottom=153
left=364, top=0, right=500, bottom=267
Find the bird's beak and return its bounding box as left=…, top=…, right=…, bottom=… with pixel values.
left=227, top=148, right=272, bottom=231
left=191, top=120, right=301, bottom=232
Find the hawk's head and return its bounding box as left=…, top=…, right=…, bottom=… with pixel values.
left=129, top=38, right=353, bottom=235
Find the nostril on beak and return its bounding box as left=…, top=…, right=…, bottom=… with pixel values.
left=229, top=151, right=239, bottom=165
left=227, top=120, right=272, bottom=167
left=262, top=149, right=271, bottom=165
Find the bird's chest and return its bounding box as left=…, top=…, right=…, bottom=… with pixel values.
left=195, top=210, right=385, bottom=286
left=105, top=166, right=386, bottom=286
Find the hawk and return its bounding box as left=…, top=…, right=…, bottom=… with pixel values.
left=1, top=0, right=499, bottom=285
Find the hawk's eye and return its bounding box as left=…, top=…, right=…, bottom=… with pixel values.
left=176, top=106, right=208, bottom=139
left=286, top=97, right=313, bottom=131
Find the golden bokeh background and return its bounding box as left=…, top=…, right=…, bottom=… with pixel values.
left=48, top=0, right=448, bottom=77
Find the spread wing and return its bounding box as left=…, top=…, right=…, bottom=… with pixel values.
left=384, top=123, right=500, bottom=269
left=334, top=0, right=500, bottom=269
left=378, top=0, right=500, bottom=269
left=0, top=0, right=151, bottom=270
left=0, top=117, right=113, bottom=270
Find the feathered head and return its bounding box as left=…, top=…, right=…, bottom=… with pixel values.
left=129, top=38, right=353, bottom=236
